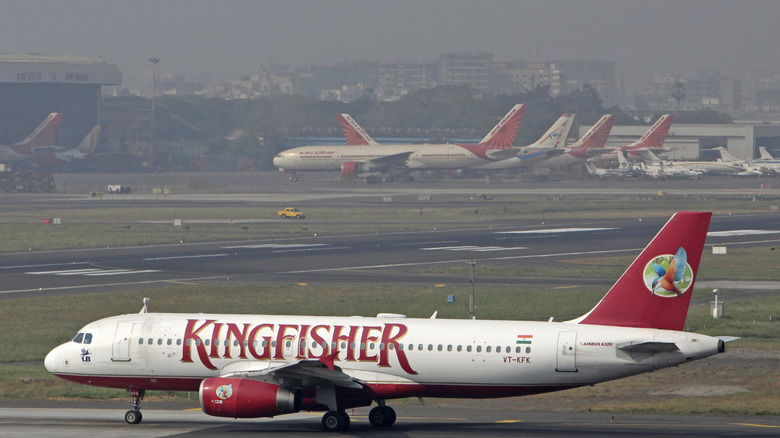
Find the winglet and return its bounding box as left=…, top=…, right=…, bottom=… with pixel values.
left=319, top=350, right=340, bottom=370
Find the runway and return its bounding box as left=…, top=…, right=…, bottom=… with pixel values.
left=2, top=212, right=780, bottom=299
left=1, top=402, right=778, bottom=437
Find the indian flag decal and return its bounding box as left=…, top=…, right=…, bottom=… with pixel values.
left=516, top=335, right=533, bottom=345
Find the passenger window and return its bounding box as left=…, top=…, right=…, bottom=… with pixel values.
left=437, top=344, right=443, bottom=351
left=177, top=339, right=182, bottom=346
left=234, top=340, right=239, bottom=347
left=505, top=346, right=510, bottom=353
left=147, top=338, right=153, bottom=345
left=526, top=347, right=531, bottom=354
left=466, top=345, right=472, bottom=352
left=418, top=344, right=423, bottom=351
left=457, top=345, right=462, bottom=352
left=167, top=339, right=172, bottom=345
left=427, top=344, right=433, bottom=351
left=139, top=338, right=144, bottom=345
left=157, top=339, right=162, bottom=345
left=72, top=333, right=84, bottom=344
left=516, top=346, right=521, bottom=353
left=476, top=346, right=481, bottom=352
left=379, top=343, right=385, bottom=350
left=447, top=345, right=452, bottom=352
left=205, top=339, right=210, bottom=346
left=486, top=346, right=491, bottom=353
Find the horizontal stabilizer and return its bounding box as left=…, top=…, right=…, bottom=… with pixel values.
left=717, top=336, right=741, bottom=343
left=617, top=341, right=679, bottom=353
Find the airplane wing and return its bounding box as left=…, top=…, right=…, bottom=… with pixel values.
left=485, top=147, right=523, bottom=160
left=585, top=148, right=613, bottom=157
left=219, top=353, right=364, bottom=390
left=367, top=151, right=414, bottom=170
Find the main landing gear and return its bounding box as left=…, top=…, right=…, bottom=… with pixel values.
left=125, top=389, right=145, bottom=424
left=319, top=403, right=396, bottom=432
left=368, top=404, right=397, bottom=429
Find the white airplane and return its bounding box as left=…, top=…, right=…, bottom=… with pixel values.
left=531, top=113, right=618, bottom=169
left=45, top=212, right=735, bottom=432
left=638, top=149, right=741, bottom=176
left=755, top=147, right=780, bottom=174
left=636, top=160, right=703, bottom=180
left=273, top=104, right=526, bottom=178
left=711, top=147, right=764, bottom=177
left=0, top=113, right=63, bottom=163
left=470, top=113, right=575, bottom=170
left=620, top=114, right=675, bottom=160
left=584, top=149, right=635, bottom=179
left=33, top=125, right=101, bottom=167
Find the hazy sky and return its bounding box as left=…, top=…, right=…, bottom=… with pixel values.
left=2, top=0, right=779, bottom=91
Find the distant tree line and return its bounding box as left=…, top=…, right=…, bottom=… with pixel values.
left=118, top=84, right=730, bottom=169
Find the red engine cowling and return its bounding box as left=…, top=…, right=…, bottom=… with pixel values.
left=199, top=378, right=301, bottom=418
left=341, top=161, right=358, bottom=177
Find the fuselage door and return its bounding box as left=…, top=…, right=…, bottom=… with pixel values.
left=556, top=331, right=578, bottom=372
left=111, top=322, right=134, bottom=362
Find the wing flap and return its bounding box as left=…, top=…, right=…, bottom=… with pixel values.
left=219, top=357, right=364, bottom=389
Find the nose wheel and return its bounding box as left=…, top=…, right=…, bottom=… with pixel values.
left=125, top=389, right=145, bottom=424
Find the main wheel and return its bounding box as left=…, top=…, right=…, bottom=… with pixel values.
left=321, top=410, right=349, bottom=432
left=369, top=406, right=395, bottom=428
left=124, top=409, right=142, bottom=424
left=296, top=214, right=301, bottom=219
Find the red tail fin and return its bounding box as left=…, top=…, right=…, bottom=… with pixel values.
left=622, top=114, right=674, bottom=151
left=337, top=114, right=378, bottom=146
left=478, top=104, right=525, bottom=147
left=576, top=212, right=711, bottom=330
left=569, top=114, right=617, bottom=149
left=13, top=113, right=63, bottom=154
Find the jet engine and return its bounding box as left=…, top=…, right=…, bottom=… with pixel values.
left=341, top=161, right=360, bottom=177
left=199, top=377, right=301, bottom=418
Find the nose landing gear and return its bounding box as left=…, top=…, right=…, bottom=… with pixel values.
left=124, top=389, right=145, bottom=424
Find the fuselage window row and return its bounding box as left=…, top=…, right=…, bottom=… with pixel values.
left=129, top=338, right=532, bottom=355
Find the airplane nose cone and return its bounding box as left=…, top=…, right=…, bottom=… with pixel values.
left=44, top=347, right=58, bottom=372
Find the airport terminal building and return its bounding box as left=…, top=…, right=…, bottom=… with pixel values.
left=0, top=54, right=122, bottom=149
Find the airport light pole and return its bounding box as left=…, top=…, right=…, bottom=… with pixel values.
left=466, top=258, right=476, bottom=319
left=148, top=57, right=160, bottom=167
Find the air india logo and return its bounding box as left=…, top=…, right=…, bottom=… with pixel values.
left=643, top=247, right=693, bottom=297
left=216, top=384, right=233, bottom=400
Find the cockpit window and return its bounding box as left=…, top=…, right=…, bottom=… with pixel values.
left=72, top=333, right=93, bottom=344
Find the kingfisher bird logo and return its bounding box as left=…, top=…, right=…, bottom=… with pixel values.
left=80, top=348, right=91, bottom=363
left=643, top=247, right=693, bottom=297
left=216, top=384, right=233, bottom=400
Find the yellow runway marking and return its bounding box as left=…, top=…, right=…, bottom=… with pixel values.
left=434, top=284, right=446, bottom=287
left=497, top=419, right=522, bottom=423
left=297, top=282, right=308, bottom=286
left=733, top=423, right=780, bottom=428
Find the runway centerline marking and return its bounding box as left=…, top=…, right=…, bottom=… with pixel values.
left=421, top=245, right=528, bottom=252
left=143, top=254, right=229, bottom=260
left=495, top=227, right=618, bottom=234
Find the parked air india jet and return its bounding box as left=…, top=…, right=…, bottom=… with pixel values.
left=620, top=114, right=675, bottom=159
left=45, top=211, right=734, bottom=432
left=273, top=104, right=525, bottom=178
left=471, top=113, right=575, bottom=170
left=532, top=113, right=618, bottom=169
left=0, top=113, right=63, bottom=163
